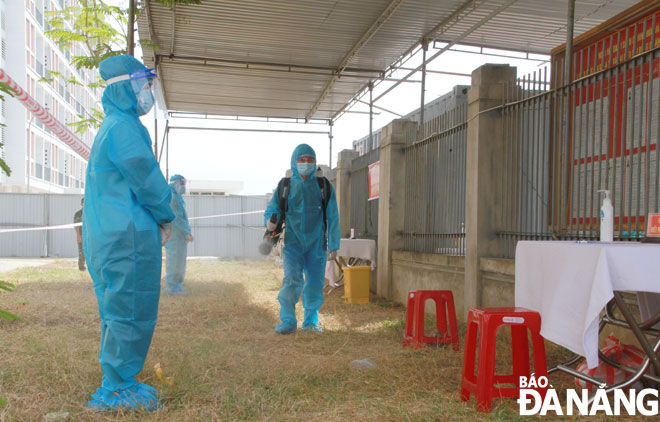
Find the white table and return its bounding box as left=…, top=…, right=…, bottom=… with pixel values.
left=325, top=238, right=377, bottom=288
left=515, top=241, right=660, bottom=370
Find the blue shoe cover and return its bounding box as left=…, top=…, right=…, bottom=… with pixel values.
left=302, top=324, right=323, bottom=332
left=275, top=322, right=297, bottom=334
left=86, top=382, right=163, bottom=411
left=164, top=286, right=188, bottom=295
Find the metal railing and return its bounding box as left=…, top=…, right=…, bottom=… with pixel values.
left=498, top=67, right=553, bottom=257
left=402, top=104, right=468, bottom=255
left=349, top=148, right=379, bottom=240
left=499, top=25, right=660, bottom=257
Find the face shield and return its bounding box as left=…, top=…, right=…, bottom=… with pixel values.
left=105, top=68, right=159, bottom=116
left=174, top=178, right=186, bottom=194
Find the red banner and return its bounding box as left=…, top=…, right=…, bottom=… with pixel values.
left=0, top=68, right=90, bottom=160
left=368, top=161, right=380, bottom=200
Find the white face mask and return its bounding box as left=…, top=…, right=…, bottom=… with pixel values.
left=136, top=86, right=155, bottom=116
left=174, top=182, right=186, bottom=194
left=297, top=162, right=315, bottom=176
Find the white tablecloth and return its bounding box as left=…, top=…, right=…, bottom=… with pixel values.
left=515, top=241, right=660, bottom=369
left=325, top=238, right=377, bottom=286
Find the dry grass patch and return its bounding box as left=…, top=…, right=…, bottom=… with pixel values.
left=0, top=259, right=652, bottom=421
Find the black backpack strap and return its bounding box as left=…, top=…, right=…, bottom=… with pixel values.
left=316, top=177, right=331, bottom=230
left=276, top=177, right=290, bottom=230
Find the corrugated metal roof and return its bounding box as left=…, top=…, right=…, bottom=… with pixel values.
left=137, top=0, right=640, bottom=121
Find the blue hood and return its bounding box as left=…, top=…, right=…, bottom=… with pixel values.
left=99, top=55, right=149, bottom=116
left=290, top=143, right=317, bottom=179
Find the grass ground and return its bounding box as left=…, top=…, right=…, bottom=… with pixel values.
left=0, top=259, right=653, bottom=421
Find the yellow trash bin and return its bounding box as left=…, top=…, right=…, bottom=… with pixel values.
left=343, top=266, right=371, bottom=304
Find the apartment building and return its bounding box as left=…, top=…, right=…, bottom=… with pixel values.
left=1, top=0, right=100, bottom=193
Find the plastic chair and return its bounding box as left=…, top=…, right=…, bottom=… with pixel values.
left=460, top=307, right=548, bottom=413
left=403, top=290, right=459, bottom=350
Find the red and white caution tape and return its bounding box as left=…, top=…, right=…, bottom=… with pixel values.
left=0, top=68, right=90, bottom=160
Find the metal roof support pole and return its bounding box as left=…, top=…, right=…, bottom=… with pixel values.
left=329, top=121, right=334, bottom=169
left=158, top=120, right=169, bottom=163
left=369, top=82, right=374, bottom=151
left=564, top=0, right=575, bottom=86
left=165, top=125, right=170, bottom=182
left=560, top=0, right=575, bottom=236
left=420, top=39, right=429, bottom=135
left=154, top=105, right=158, bottom=158
left=127, top=0, right=135, bottom=56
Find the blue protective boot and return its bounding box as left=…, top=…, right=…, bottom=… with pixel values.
left=164, top=285, right=188, bottom=295
left=86, top=382, right=163, bottom=411
left=302, top=323, right=323, bottom=332
left=275, top=321, right=297, bottom=334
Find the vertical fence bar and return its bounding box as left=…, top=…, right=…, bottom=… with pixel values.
left=644, top=14, right=656, bottom=220
left=627, top=23, right=639, bottom=239
left=635, top=19, right=647, bottom=236
left=542, top=66, right=549, bottom=239
left=533, top=70, right=540, bottom=239
left=585, top=43, right=600, bottom=239
left=617, top=28, right=628, bottom=237
left=649, top=14, right=658, bottom=216
left=580, top=48, right=589, bottom=239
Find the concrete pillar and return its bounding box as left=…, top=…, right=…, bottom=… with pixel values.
left=377, top=119, right=417, bottom=300
left=464, top=64, right=517, bottom=317
left=336, top=149, right=358, bottom=238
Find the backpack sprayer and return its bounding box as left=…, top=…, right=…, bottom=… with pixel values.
left=259, top=213, right=283, bottom=256
left=258, top=176, right=331, bottom=256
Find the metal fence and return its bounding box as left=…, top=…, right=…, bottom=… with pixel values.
left=0, top=193, right=268, bottom=259
left=498, top=27, right=660, bottom=257
left=350, top=148, right=379, bottom=240
left=402, top=104, right=468, bottom=254
left=498, top=67, right=553, bottom=257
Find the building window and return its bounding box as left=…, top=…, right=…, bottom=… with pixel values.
left=25, top=20, right=35, bottom=70
left=25, top=0, right=35, bottom=17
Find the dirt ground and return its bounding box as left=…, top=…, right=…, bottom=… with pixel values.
left=0, top=259, right=653, bottom=421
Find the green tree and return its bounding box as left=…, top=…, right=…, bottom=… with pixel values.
left=43, top=0, right=201, bottom=134
left=44, top=0, right=127, bottom=134
left=45, top=0, right=127, bottom=70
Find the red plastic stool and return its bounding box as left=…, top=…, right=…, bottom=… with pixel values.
left=460, top=307, right=548, bottom=413
left=403, top=290, right=459, bottom=350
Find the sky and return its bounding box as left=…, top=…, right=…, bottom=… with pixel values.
left=109, top=1, right=549, bottom=195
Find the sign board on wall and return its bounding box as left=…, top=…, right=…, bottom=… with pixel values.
left=368, top=161, right=380, bottom=200
left=646, top=213, right=660, bottom=237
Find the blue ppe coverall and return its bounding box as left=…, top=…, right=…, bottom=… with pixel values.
left=264, top=144, right=340, bottom=333
left=82, top=55, right=175, bottom=411
left=164, top=175, right=191, bottom=294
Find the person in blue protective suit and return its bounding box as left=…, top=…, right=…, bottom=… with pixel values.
left=264, top=144, right=340, bottom=334
left=82, top=55, right=175, bottom=411
left=164, top=174, right=194, bottom=295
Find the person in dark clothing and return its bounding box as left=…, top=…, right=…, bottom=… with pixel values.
left=73, top=197, right=85, bottom=271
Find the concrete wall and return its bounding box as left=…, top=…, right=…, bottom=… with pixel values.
left=392, top=251, right=466, bottom=318
left=390, top=252, right=516, bottom=322
left=480, top=258, right=515, bottom=308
